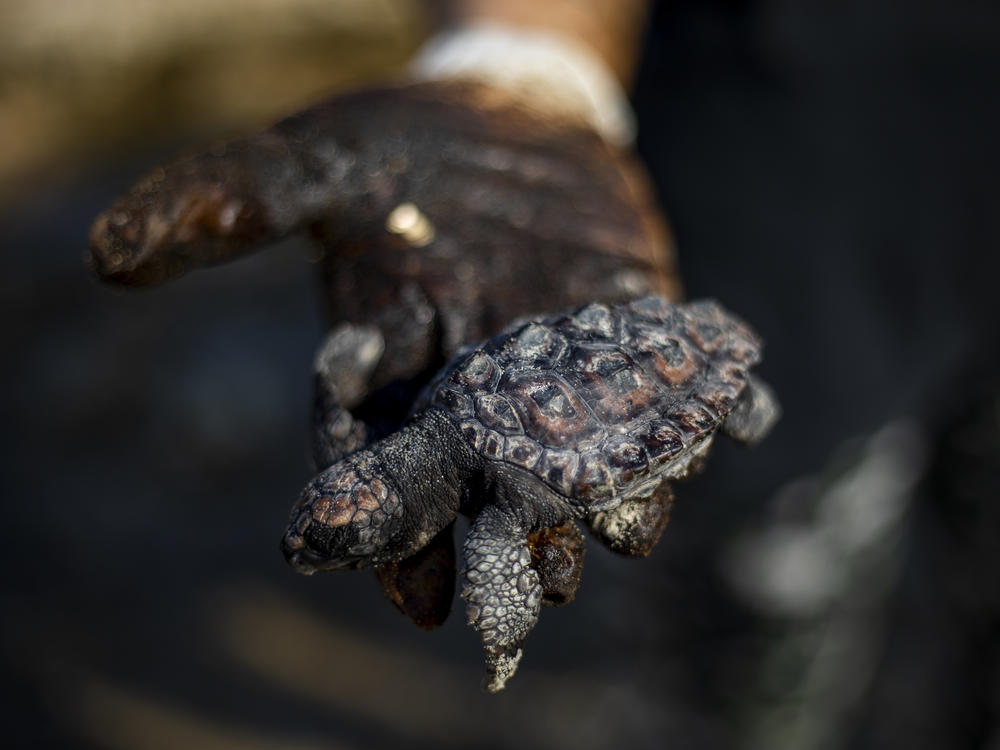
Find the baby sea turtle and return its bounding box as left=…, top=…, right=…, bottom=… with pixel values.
left=282, top=296, right=779, bottom=691
left=88, top=80, right=679, bottom=630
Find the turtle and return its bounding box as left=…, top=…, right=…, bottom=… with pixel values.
left=88, top=80, right=680, bottom=629
left=281, top=296, right=779, bottom=691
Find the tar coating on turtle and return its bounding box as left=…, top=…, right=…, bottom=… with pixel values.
left=282, top=297, right=779, bottom=691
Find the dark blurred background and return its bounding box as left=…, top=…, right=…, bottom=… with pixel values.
left=2, top=1, right=998, bottom=748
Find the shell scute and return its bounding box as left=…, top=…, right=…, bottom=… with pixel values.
left=506, top=322, right=568, bottom=363
left=696, top=383, right=740, bottom=414
left=574, top=452, right=615, bottom=503
left=574, top=346, right=631, bottom=378
left=459, top=419, right=487, bottom=452
left=454, top=351, right=501, bottom=390
left=669, top=402, right=718, bottom=436
left=504, top=434, right=543, bottom=470
left=718, top=361, right=748, bottom=388
left=506, top=372, right=600, bottom=449
left=604, top=435, right=650, bottom=486
left=583, top=361, right=659, bottom=425
left=482, top=430, right=505, bottom=460
left=537, top=449, right=579, bottom=497
left=632, top=332, right=698, bottom=386
left=567, top=302, right=618, bottom=340
left=639, top=421, right=685, bottom=467
left=626, top=296, right=672, bottom=321
left=688, top=320, right=724, bottom=353
left=475, top=393, right=523, bottom=435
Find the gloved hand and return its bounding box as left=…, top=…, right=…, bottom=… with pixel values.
left=89, top=26, right=679, bottom=631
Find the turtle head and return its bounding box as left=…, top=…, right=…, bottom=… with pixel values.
left=281, top=451, right=404, bottom=574
left=282, top=410, right=469, bottom=575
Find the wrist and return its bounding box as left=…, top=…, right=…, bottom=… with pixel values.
left=409, top=22, right=636, bottom=146
left=443, top=0, right=647, bottom=84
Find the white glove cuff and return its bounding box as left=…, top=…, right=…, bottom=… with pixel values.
left=410, top=23, right=636, bottom=146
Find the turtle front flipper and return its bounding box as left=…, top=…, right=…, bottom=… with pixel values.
left=721, top=375, right=781, bottom=446
left=311, top=323, right=385, bottom=470
left=587, top=481, right=674, bottom=557
left=462, top=505, right=543, bottom=692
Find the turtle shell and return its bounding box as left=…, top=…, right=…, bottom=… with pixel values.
left=419, top=297, right=763, bottom=507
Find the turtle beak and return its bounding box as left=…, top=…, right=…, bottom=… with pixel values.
left=283, top=546, right=319, bottom=576
left=281, top=535, right=365, bottom=574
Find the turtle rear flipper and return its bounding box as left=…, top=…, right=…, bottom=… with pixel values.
left=588, top=481, right=673, bottom=557
left=311, top=324, right=385, bottom=469
left=721, top=375, right=781, bottom=446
